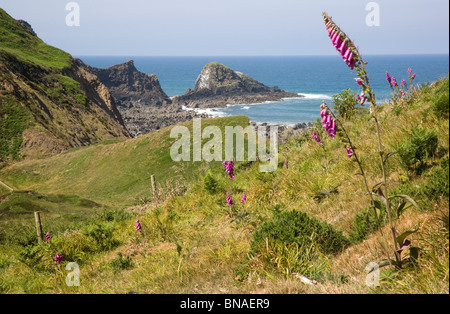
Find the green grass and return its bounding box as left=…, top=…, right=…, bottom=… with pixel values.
left=0, top=78, right=448, bottom=294
left=0, top=9, right=71, bottom=70
left=0, top=115, right=250, bottom=207
left=0, top=99, right=31, bottom=162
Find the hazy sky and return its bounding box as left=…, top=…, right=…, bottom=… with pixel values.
left=1, top=0, right=449, bottom=56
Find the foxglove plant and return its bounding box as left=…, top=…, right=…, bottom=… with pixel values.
left=54, top=253, right=62, bottom=263
left=323, top=12, right=420, bottom=269
left=135, top=220, right=142, bottom=232
left=386, top=69, right=417, bottom=105
left=241, top=192, right=246, bottom=204
left=45, top=232, right=50, bottom=244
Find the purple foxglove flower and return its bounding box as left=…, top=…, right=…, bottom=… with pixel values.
left=54, top=254, right=62, bottom=263
left=346, top=146, right=354, bottom=158
left=135, top=220, right=141, bottom=231
left=320, top=108, right=327, bottom=117
left=408, top=68, right=412, bottom=74
left=329, top=29, right=336, bottom=38
left=45, top=232, right=50, bottom=244
left=391, top=77, right=397, bottom=87
left=356, top=94, right=361, bottom=101
left=386, top=72, right=392, bottom=84
left=338, top=41, right=346, bottom=55
left=223, top=160, right=235, bottom=180
left=226, top=193, right=233, bottom=207
left=411, top=73, right=416, bottom=80
left=343, top=48, right=351, bottom=60
left=355, top=78, right=363, bottom=86
left=284, top=158, right=289, bottom=169
left=401, top=79, right=406, bottom=86
left=313, top=131, right=321, bottom=144
left=241, top=192, right=247, bottom=204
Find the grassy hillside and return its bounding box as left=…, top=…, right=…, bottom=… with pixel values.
left=1, top=8, right=130, bottom=163
left=0, top=115, right=250, bottom=207
left=0, top=79, right=448, bottom=294
left=0, top=9, right=71, bottom=70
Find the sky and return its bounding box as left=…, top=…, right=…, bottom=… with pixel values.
left=0, top=0, right=449, bottom=56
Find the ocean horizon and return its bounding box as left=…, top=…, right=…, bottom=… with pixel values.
left=79, top=54, right=449, bottom=125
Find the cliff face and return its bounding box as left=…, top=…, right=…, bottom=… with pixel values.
left=0, top=9, right=130, bottom=161
left=173, top=62, right=301, bottom=109
left=86, top=60, right=197, bottom=137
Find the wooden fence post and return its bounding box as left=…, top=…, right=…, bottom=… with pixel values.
left=151, top=175, right=156, bottom=195
left=34, top=211, right=43, bottom=243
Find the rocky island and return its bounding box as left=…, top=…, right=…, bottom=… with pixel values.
left=173, top=62, right=302, bottom=109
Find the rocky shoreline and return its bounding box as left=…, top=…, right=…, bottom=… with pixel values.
left=84, top=60, right=305, bottom=138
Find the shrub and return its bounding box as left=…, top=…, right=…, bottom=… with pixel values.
left=203, top=171, right=219, bottom=194
left=110, top=253, right=132, bottom=272
left=424, top=156, right=449, bottom=200
left=250, top=210, right=350, bottom=257
left=82, top=222, right=118, bottom=251
left=332, top=88, right=358, bottom=119
left=397, top=127, right=438, bottom=173
left=101, top=208, right=131, bottom=222
left=349, top=202, right=386, bottom=243
left=431, top=92, right=449, bottom=118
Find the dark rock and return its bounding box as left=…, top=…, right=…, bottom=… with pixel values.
left=83, top=60, right=197, bottom=137
left=173, top=62, right=302, bottom=109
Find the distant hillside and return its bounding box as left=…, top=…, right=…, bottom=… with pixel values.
left=173, top=62, right=301, bottom=109
left=0, top=115, right=250, bottom=207
left=0, top=8, right=130, bottom=163
left=84, top=60, right=198, bottom=137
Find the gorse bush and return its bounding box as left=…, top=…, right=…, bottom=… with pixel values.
left=110, top=253, right=132, bottom=272
left=397, top=127, right=438, bottom=173
left=424, top=156, right=449, bottom=200
left=332, top=88, right=358, bottom=119
left=430, top=78, right=449, bottom=118
left=203, top=171, right=219, bottom=194
left=250, top=210, right=350, bottom=257
left=349, top=202, right=387, bottom=243
left=82, top=222, right=119, bottom=251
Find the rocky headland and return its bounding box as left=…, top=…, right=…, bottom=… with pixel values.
left=173, top=62, right=302, bottom=109
left=84, top=60, right=201, bottom=137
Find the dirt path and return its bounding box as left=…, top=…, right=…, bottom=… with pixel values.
left=0, top=179, right=13, bottom=192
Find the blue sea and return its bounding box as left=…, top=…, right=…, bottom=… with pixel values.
left=79, top=55, right=449, bottom=125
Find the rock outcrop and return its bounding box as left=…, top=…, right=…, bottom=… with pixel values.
left=85, top=60, right=198, bottom=137
left=0, top=9, right=130, bottom=160
left=173, top=62, right=301, bottom=109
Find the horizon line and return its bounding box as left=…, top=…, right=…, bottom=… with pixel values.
left=74, top=53, right=450, bottom=58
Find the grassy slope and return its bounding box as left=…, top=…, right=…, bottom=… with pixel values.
left=0, top=115, right=249, bottom=207
left=0, top=80, right=448, bottom=294
left=0, top=8, right=71, bottom=70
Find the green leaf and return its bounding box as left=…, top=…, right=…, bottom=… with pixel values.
left=396, top=228, right=419, bottom=248
left=389, top=194, right=421, bottom=212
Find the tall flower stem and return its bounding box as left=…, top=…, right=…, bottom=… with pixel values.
left=323, top=12, right=398, bottom=265
left=325, top=105, right=383, bottom=236
left=353, top=48, right=400, bottom=264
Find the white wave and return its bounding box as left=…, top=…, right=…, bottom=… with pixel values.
left=299, top=93, right=332, bottom=100
left=181, top=105, right=227, bottom=117
left=241, top=106, right=251, bottom=110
